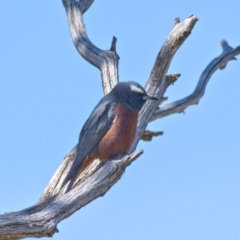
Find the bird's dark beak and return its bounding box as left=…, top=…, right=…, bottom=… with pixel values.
left=142, top=95, right=159, bottom=101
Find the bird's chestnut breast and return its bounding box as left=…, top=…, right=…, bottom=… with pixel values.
left=97, top=103, right=138, bottom=160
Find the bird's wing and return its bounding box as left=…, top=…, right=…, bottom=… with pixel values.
left=61, top=98, right=117, bottom=192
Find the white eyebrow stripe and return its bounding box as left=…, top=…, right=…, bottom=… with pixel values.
left=130, top=85, right=144, bottom=93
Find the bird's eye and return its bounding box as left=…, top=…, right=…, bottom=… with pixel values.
left=137, top=92, right=143, bottom=97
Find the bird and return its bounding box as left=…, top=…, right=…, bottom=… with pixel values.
left=61, top=81, right=158, bottom=193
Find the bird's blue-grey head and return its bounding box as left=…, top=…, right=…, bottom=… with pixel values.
left=109, top=81, right=159, bottom=112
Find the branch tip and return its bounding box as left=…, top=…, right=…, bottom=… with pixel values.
left=219, top=64, right=227, bottom=70
left=131, top=150, right=144, bottom=160
left=110, top=36, right=117, bottom=52
left=162, top=96, right=168, bottom=101
left=174, top=17, right=180, bottom=26
left=220, top=39, right=232, bottom=52
left=159, top=96, right=168, bottom=105
left=166, top=73, right=181, bottom=86
left=221, top=39, right=231, bottom=51
left=141, top=130, right=164, bottom=141
left=116, top=150, right=143, bottom=168
left=191, top=15, right=199, bottom=21
left=79, top=0, right=95, bottom=14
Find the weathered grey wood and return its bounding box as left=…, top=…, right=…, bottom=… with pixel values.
left=141, top=130, right=163, bottom=141
left=0, top=151, right=142, bottom=239
left=0, top=0, right=239, bottom=238
left=129, top=15, right=198, bottom=152
left=41, top=15, right=198, bottom=199
left=150, top=40, right=240, bottom=121
left=0, top=10, right=201, bottom=238
left=79, top=0, right=94, bottom=13
left=62, top=0, right=119, bottom=94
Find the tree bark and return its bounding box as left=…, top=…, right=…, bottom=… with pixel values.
left=0, top=1, right=239, bottom=239
left=62, top=0, right=119, bottom=94
left=150, top=39, right=240, bottom=121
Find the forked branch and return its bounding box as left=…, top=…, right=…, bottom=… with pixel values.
left=62, top=0, right=119, bottom=94
left=0, top=0, right=238, bottom=239
left=130, top=15, right=198, bottom=151
left=41, top=14, right=198, bottom=200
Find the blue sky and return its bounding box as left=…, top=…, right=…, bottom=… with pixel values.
left=0, top=1, right=240, bottom=240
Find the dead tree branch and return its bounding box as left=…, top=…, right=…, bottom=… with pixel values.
left=130, top=15, right=198, bottom=152
left=0, top=151, right=142, bottom=240
left=62, top=0, right=119, bottom=94
left=151, top=40, right=240, bottom=121
left=141, top=130, right=163, bottom=141
left=41, top=15, right=198, bottom=200
left=0, top=0, right=238, bottom=239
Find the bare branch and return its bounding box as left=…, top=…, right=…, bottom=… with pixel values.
left=130, top=15, right=198, bottom=151
left=41, top=16, right=198, bottom=199
left=0, top=14, right=199, bottom=239
left=110, top=36, right=118, bottom=53
left=165, top=73, right=181, bottom=86
left=42, top=13, right=197, bottom=205
left=174, top=17, right=180, bottom=26
left=151, top=40, right=240, bottom=121
left=2, top=9, right=238, bottom=239
left=79, top=0, right=94, bottom=13
left=141, top=130, right=163, bottom=141
left=62, top=0, right=119, bottom=94
left=0, top=151, right=143, bottom=239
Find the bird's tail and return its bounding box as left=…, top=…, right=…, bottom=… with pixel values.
left=60, top=150, right=85, bottom=193
left=64, top=170, right=79, bottom=193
